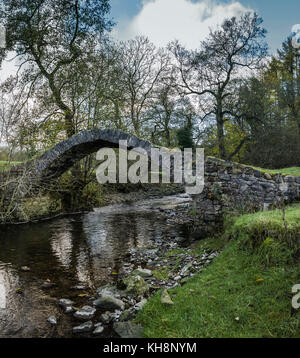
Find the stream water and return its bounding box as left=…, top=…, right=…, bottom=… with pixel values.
left=0, top=195, right=192, bottom=338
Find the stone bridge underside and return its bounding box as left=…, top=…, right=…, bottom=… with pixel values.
left=1, top=129, right=300, bottom=224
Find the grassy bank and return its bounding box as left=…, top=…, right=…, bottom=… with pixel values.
left=136, top=204, right=300, bottom=338
left=251, top=166, right=300, bottom=177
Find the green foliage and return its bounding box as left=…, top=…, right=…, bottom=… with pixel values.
left=49, top=171, right=104, bottom=211
left=18, top=195, right=62, bottom=222
left=0, top=161, right=22, bottom=171
left=176, top=126, right=194, bottom=149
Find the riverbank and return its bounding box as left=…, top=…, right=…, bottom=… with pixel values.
left=0, top=194, right=200, bottom=338
left=2, top=183, right=184, bottom=225
left=135, top=203, right=300, bottom=338
left=54, top=203, right=300, bottom=338
left=47, top=196, right=216, bottom=338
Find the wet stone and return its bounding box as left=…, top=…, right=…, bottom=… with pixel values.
left=93, top=325, right=104, bottom=336
left=41, top=282, right=56, bottom=289
left=47, top=316, right=57, bottom=326
left=72, top=321, right=93, bottom=333
left=65, top=306, right=74, bottom=314
left=93, top=296, right=125, bottom=311
left=58, top=299, right=75, bottom=308
left=71, top=285, right=88, bottom=291
left=74, top=305, right=96, bottom=320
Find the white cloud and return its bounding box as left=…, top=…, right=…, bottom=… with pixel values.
left=112, top=0, right=253, bottom=48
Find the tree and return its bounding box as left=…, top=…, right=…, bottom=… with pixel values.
left=0, top=0, right=113, bottom=137
left=272, top=38, right=300, bottom=133
left=169, top=12, right=267, bottom=159
left=232, top=69, right=300, bottom=168
left=118, top=36, right=169, bottom=137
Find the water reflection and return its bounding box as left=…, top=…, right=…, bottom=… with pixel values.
left=51, top=230, right=73, bottom=269
left=0, top=262, right=25, bottom=336
left=0, top=264, right=8, bottom=309
left=0, top=195, right=191, bottom=337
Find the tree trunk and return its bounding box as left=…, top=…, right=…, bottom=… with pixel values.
left=216, top=98, right=226, bottom=159
left=65, top=111, right=75, bottom=138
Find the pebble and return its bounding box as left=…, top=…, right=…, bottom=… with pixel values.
left=65, top=306, right=74, bottom=314
left=74, top=305, right=96, bottom=320
left=47, top=316, right=57, bottom=326
left=73, top=321, right=93, bottom=333
left=41, top=282, right=56, bottom=288
left=100, top=312, right=113, bottom=324
left=93, top=325, right=104, bottom=335
left=71, top=285, right=88, bottom=290
left=58, top=298, right=75, bottom=308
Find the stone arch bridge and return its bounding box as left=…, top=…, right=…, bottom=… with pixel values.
left=0, top=129, right=299, bottom=223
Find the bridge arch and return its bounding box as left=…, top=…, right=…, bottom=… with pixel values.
left=29, top=129, right=154, bottom=186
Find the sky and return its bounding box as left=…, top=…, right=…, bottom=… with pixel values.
left=110, top=0, right=300, bottom=52
left=1, top=0, right=300, bottom=80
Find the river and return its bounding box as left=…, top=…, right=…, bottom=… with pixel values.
left=0, top=194, right=192, bottom=338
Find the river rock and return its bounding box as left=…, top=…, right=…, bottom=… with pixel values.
left=41, top=282, right=56, bottom=289
left=264, top=172, right=272, bottom=180
left=132, top=268, right=153, bottom=278
left=123, top=275, right=149, bottom=297
left=72, top=321, right=93, bottom=333
left=100, top=312, right=113, bottom=324
left=93, top=325, right=104, bottom=336
left=74, top=305, right=96, bottom=320
left=180, top=263, right=192, bottom=276
left=65, top=306, right=74, bottom=314
left=71, top=285, right=88, bottom=291
left=113, top=322, right=144, bottom=338
left=58, top=298, right=75, bottom=308
left=93, top=296, right=125, bottom=311
left=119, top=308, right=136, bottom=322
left=47, top=316, right=57, bottom=326
left=161, top=289, right=174, bottom=306
left=135, top=298, right=147, bottom=311
left=97, top=284, right=123, bottom=299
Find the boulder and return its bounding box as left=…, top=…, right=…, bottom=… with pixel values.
left=161, top=289, right=174, bottom=306
left=93, top=296, right=125, bottom=311
left=132, top=268, right=152, bottom=278
left=123, top=275, right=149, bottom=298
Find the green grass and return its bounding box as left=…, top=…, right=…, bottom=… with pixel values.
left=250, top=166, right=300, bottom=177
left=136, top=204, right=300, bottom=338
left=207, top=156, right=300, bottom=176
left=0, top=161, right=22, bottom=172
